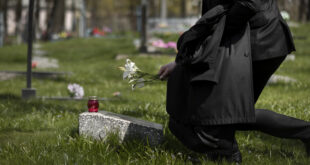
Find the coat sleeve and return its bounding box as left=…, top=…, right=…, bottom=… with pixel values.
left=225, top=0, right=260, bottom=33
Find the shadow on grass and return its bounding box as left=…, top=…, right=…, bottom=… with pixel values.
left=0, top=92, right=84, bottom=115
left=0, top=127, right=54, bottom=134
left=69, top=127, right=79, bottom=138
left=33, top=76, right=69, bottom=82
left=120, top=109, right=167, bottom=120
left=0, top=93, right=21, bottom=100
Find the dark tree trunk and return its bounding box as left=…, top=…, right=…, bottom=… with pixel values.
left=181, top=0, right=186, bottom=18
left=15, top=0, right=22, bottom=35
left=53, top=0, right=65, bottom=33
left=34, top=0, right=40, bottom=40
left=129, top=0, right=137, bottom=31
left=91, top=1, right=98, bottom=28
left=71, top=0, right=76, bottom=32
left=299, top=0, right=307, bottom=22
left=1, top=0, right=8, bottom=36
left=44, top=0, right=58, bottom=40
left=307, top=0, right=310, bottom=21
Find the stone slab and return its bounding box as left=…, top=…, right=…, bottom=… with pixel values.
left=79, top=111, right=163, bottom=146
left=0, top=72, right=17, bottom=81
left=0, top=71, right=72, bottom=79
left=39, top=96, right=109, bottom=101
left=33, top=50, right=48, bottom=56
left=33, top=56, right=59, bottom=69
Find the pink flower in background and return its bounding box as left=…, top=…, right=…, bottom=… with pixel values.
left=103, top=27, right=112, bottom=33
left=152, top=40, right=167, bottom=48
left=152, top=40, right=176, bottom=49
left=32, top=62, right=38, bottom=68
left=166, top=41, right=177, bottom=49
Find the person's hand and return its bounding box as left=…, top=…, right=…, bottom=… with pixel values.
left=158, top=62, right=177, bottom=80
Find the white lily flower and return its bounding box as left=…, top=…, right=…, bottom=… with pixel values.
left=123, top=71, right=132, bottom=79
left=119, top=59, right=160, bottom=90
left=125, top=59, right=139, bottom=72
left=123, top=59, right=139, bottom=79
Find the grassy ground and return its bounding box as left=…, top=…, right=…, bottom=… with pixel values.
left=0, top=24, right=310, bottom=164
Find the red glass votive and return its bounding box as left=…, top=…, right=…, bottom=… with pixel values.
left=88, top=96, right=99, bottom=112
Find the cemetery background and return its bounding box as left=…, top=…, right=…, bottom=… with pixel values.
left=0, top=0, right=310, bottom=164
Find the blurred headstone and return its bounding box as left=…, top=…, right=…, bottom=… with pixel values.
left=32, top=56, right=59, bottom=69
left=285, top=54, right=296, bottom=62
left=33, top=50, right=47, bottom=56
left=33, top=43, right=42, bottom=49
left=0, top=72, right=17, bottom=81
left=268, top=74, right=297, bottom=84
left=0, top=12, right=4, bottom=47
left=115, top=54, right=129, bottom=60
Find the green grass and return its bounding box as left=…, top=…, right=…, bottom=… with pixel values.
left=0, top=24, right=310, bottom=164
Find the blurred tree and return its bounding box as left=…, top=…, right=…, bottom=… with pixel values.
left=43, top=0, right=58, bottom=40
left=34, top=0, right=40, bottom=38
left=181, top=0, right=186, bottom=18
left=15, top=0, right=22, bottom=36
left=308, top=0, right=310, bottom=20
left=0, top=0, right=8, bottom=35
left=299, top=0, right=310, bottom=22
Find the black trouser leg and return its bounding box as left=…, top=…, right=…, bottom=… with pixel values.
left=237, top=56, right=310, bottom=141
left=252, top=56, right=286, bottom=104
left=238, top=109, right=310, bottom=140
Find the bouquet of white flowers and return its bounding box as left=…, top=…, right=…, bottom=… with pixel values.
left=119, top=59, right=161, bottom=90
left=67, top=83, right=84, bottom=98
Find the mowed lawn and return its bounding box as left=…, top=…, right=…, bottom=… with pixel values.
left=0, top=24, right=310, bottom=164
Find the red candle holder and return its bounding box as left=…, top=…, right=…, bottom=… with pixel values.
left=88, top=96, right=99, bottom=112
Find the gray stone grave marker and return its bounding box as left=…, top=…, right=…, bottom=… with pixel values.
left=79, top=111, right=164, bottom=146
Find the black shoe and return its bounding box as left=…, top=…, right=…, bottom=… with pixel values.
left=225, top=138, right=242, bottom=164
left=226, top=149, right=242, bottom=164
left=204, top=138, right=242, bottom=163
left=225, top=138, right=242, bottom=163
left=302, top=139, right=310, bottom=156
left=204, top=150, right=242, bottom=164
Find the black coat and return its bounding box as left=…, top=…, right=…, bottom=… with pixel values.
left=166, top=4, right=255, bottom=125
left=166, top=0, right=296, bottom=125
left=220, top=0, right=296, bottom=61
